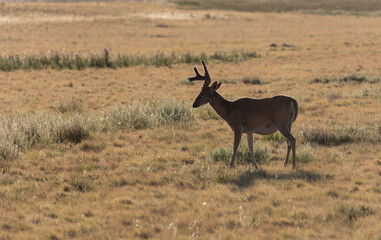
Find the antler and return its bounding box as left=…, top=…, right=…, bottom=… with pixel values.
left=188, top=60, right=211, bottom=87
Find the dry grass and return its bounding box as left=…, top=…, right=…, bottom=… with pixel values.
left=0, top=1, right=381, bottom=240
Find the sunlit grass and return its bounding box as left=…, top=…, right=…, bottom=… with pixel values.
left=0, top=99, right=193, bottom=161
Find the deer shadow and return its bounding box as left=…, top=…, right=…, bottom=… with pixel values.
left=229, top=168, right=323, bottom=189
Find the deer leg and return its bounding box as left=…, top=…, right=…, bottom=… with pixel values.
left=284, top=140, right=291, bottom=167
left=292, top=137, right=296, bottom=168
left=247, top=133, right=258, bottom=169
left=230, top=131, right=242, bottom=168
left=278, top=128, right=296, bottom=169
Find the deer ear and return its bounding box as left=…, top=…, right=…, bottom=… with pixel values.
left=211, top=81, right=221, bottom=90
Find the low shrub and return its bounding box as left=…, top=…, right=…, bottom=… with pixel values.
left=107, top=100, right=193, bottom=130
left=153, top=101, right=193, bottom=125
left=107, top=104, right=153, bottom=130
left=301, top=124, right=377, bottom=145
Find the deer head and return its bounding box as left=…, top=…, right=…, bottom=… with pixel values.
left=188, top=60, right=221, bottom=108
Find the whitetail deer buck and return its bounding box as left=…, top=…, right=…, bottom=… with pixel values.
left=188, top=60, right=298, bottom=168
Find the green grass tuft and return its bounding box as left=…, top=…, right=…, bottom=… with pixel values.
left=262, top=133, right=285, bottom=142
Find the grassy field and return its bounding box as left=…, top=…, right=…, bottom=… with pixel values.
left=0, top=1, right=381, bottom=239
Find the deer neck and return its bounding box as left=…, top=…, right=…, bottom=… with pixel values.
left=209, top=91, right=230, bottom=120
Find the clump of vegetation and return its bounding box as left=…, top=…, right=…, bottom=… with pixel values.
left=80, top=141, right=107, bottom=152
left=70, top=176, right=95, bottom=192
left=334, top=203, right=374, bottom=222
left=51, top=98, right=86, bottom=114
left=0, top=138, right=20, bottom=161
left=242, top=76, right=264, bottom=85
left=107, top=100, right=193, bottom=130
left=52, top=114, right=91, bottom=143
left=0, top=99, right=193, bottom=161
left=311, top=73, right=381, bottom=84
left=0, top=112, right=94, bottom=161
left=326, top=190, right=339, bottom=198
left=153, top=101, right=193, bottom=125
left=311, top=77, right=336, bottom=84
left=210, top=141, right=269, bottom=165
left=191, top=161, right=216, bottom=184
left=302, top=125, right=354, bottom=145
left=296, top=144, right=314, bottom=163
left=262, top=133, right=285, bottom=142
left=302, top=124, right=380, bottom=145
left=107, top=104, right=154, bottom=130
left=198, top=107, right=220, bottom=120
left=0, top=49, right=260, bottom=71
left=219, top=78, right=237, bottom=84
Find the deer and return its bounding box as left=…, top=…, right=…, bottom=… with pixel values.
left=188, top=60, right=298, bottom=168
